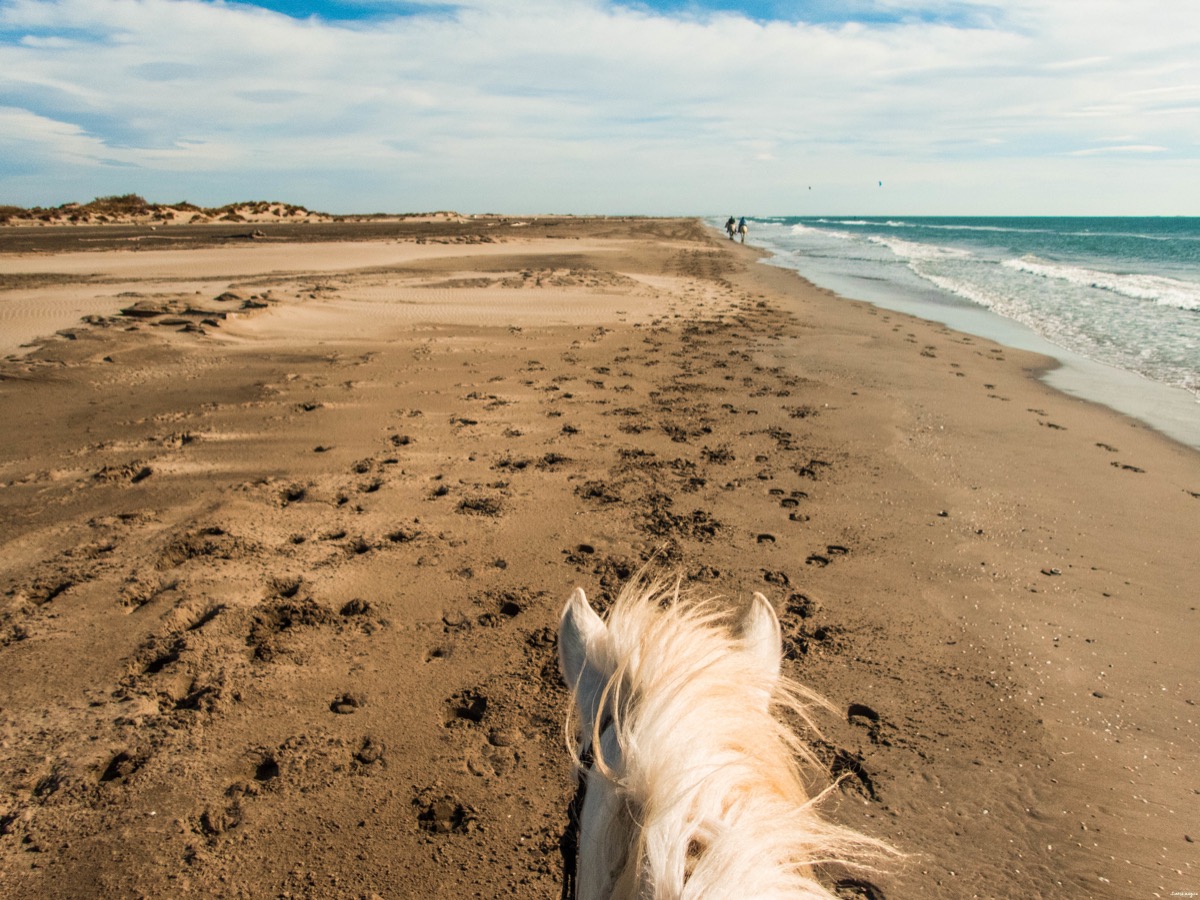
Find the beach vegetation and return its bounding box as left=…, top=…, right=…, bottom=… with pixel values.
left=0, top=197, right=330, bottom=225
left=82, top=194, right=152, bottom=215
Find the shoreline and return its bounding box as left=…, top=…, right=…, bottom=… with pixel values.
left=727, top=222, right=1200, bottom=454
left=0, top=218, right=1196, bottom=898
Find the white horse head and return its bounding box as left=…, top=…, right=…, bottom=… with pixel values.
left=559, top=579, right=889, bottom=899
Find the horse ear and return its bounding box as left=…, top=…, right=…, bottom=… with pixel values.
left=558, top=587, right=606, bottom=689
left=740, top=592, right=782, bottom=682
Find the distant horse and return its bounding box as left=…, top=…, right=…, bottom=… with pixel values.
left=737, top=219, right=748, bottom=243
left=558, top=578, right=890, bottom=899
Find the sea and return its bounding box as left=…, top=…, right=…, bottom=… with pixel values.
left=716, top=216, right=1200, bottom=451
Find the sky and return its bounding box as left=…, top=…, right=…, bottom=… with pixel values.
left=0, top=0, right=1197, bottom=215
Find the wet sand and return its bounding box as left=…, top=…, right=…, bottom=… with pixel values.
left=0, top=217, right=1196, bottom=898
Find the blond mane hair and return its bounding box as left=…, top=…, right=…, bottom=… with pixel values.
left=559, top=578, right=891, bottom=899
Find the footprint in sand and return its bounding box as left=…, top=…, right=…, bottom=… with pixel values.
left=93, top=462, right=154, bottom=485
left=414, top=793, right=478, bottom=835
left=446, top=689, right=488, bottom=725
left=457, top=496, right=504, bottom=517
left=184, top=604, right=225, bottom=632
left=847, top=703, right=881, bottom=728
left=354, top=736, right=386, bottom=769
left=99, top=749, right=146, bottom=784
left=833, top=878, right=888, bottom=900
left=199, top=800, right=244, bottom=837
left=253, top=754, right=281, bottom=783
left=329, top=692, right=364, bottom=715
left=785, top=593, right=820, bottom=619
left=425, top=642, right=453, bottom=662
left=475, top=588, right=533, bottom=627
left=1111, top=462, right=1145, bottom=473
left=828, top=748, right=880, bottom=802
left=807, top=545, right=848, bottom=566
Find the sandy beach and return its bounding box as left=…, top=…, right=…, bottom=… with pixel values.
left=0, top=216, right=1196, bottom=899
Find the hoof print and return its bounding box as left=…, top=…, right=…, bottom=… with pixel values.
left=254, top=755, right=281, bottom=782
left=848, top=703, right=881, bottom=727
left=457, top=496, right=503, bottom=517
left=834, top=878, right=888, bottom=900
left=329, top=692, right=364, bottom=714
left=446, top=689, right=487, bottom=724
left=415, top=794, right=477, bottom=835
left=200, top=802, right=243, bottom=837
left=829, top=748, right=879, bottom=802
left=386, top=526, right=421, bottom=544
left=785, top=594, right=820, bottom=619
left=475, top=587, right=538, bottom=627
left=354, top=736, right=386, bottom=767
left=482, top=744, right=518, bottom=776
left=100, top=750, right=144, bottom=784
left=340, top=597, right=373, bottom=617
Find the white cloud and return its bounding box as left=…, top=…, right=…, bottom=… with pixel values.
left=0, top=104, right=108, bottom=162
left=0, top=0, right=1197, bottom=213
left=1068, top=144, right=1168, bottom=157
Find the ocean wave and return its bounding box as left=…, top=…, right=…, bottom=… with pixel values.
left=918, top=223, right=1053, bottom=235
left=815, top=219, right=913, bottom=228
left=790, top=223, right=856, bottom=241
left=1003, top=255, right=1200, bottom=311
left=913, top=269, right=1004, bottom=311
left=799, top=217, right=1200, bottom=244
left=915, top=223, right=1200, bottom=242
left=867, top=235, right=973, bottom=262
left=818, top=219, right=1054, bottom=235
left=908, top=265, right=1199, bottom=394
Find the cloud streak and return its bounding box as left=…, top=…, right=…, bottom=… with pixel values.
left=0, top=0, right=1197, bottom=213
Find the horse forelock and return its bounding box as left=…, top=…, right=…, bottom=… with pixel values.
left=570, top=580, right=887, bottom=899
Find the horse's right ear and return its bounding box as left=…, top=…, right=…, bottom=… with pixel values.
left=739, top=591, right=783, bottom=684
left=558, top=587, right=606, bottom=689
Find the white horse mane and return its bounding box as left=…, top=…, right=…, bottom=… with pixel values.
left=559, top=578, right=890, bottom=899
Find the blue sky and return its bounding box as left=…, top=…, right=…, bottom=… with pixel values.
left=238, top=1, right=998, bottom=27
left=1, top=0, right=1197, bottom=215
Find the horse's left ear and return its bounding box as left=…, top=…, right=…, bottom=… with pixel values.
left=559, top=587, right=606, bottom=690
left=739, top=592, right=782, bottom=682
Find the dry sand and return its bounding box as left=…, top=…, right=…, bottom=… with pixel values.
left=0, top=217, right=1196, bottom=899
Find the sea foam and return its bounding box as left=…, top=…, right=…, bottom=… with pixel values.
left=1003, top=255, right=1200, bottom=312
